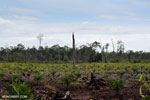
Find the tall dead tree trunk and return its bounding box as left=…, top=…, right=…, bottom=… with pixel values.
left=72, top=33, right=76, bottom=69
left=99, top=38, right=104, bottom=62
left=111, top=39, right=115, bottom=52
left=111, top=39, right=115, bottom=62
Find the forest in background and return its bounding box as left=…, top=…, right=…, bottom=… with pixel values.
left=0, top=40, right=149, bottom=63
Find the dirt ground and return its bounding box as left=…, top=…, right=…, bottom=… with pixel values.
left=30, top=81, right=146, bottom=100
left=0, top=79, right=148, bottom=100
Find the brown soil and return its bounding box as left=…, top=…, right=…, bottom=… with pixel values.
left=0, top=80, right=148, bottom=100
left=29, top=81, right=146, bottom=100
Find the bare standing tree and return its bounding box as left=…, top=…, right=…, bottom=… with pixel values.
left=99, top=38, right=105, bottom=62
left=37, top=34, right=44, bottom=46
left=111, top=39, right=115, bottom=52
left=72, top=32, right=76, bottom=69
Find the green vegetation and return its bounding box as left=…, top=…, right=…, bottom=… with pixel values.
left=0, top=62, right=150, bottom=99
left=6, top=82, right=32, bottom=100
left=1, top=41, right=150, bottom=63
left=12, top=73, right=20, bottom=81
left=71, top=70, right=82, bottom=80
left=61, top=74, right=73, bottom=87
left=109, top=78, right=124, bottom=93
left=0, top=71, right=5, bottom=77
left=34, top=74, right=44, bottom=82
left=139, top=75, right=150, bottom=100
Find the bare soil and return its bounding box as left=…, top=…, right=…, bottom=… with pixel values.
left=0, top=78, right=149, bottom=100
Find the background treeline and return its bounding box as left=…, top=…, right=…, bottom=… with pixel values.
left=0, top=41, right=149, bottom=63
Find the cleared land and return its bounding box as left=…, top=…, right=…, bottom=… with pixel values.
left=0, top=63, right=150, bottom=100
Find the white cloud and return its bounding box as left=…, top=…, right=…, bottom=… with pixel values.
left=0, top=17, right=150, bottom=36
left=94, top=10, right=149, bottom=21
left=10, top=15, right=39, bottom=23
left=0, top=17, right=15, bottom=25
left=96, top=15, right=138, bottom=21
left=0, top=17, right=150, bottom=51
left=9, top=7, right=40, bottom=15
left=82, top=21, right=89, bottom=24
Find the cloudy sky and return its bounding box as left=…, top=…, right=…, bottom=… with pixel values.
left=0, top=0, right=150, bottom=51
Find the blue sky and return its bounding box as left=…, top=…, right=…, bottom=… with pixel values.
left=0, top=0, right=150, bottom=51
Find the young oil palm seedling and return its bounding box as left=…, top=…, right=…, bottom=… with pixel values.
left=34, top=74, right=44, bottom=83
left=6, top=82, right=32, bottom=100
left=118, top=69, right=126, bottom=78
left=131, top=66, right=139, bottom=74
left=0, top=71, right=5, bottom=78
left=0, top=71, right=5, bottom=93
left=131, top=66, right=139, bottom=79
left=102, top=73, right=108, bottom=79
left=61, top=73, right=73, bottom=89
left=71, top=70, right=82, bottom=81
left=51, top=68, right=57, bottom=78
left=60, top=73, right=73, bottom=99
left=109, top=78, right=124, bottom=96
left=12, top=73, right=20, bottom=81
